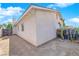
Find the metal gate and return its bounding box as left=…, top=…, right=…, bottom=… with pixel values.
left=2, top=29, right=12, bottom=36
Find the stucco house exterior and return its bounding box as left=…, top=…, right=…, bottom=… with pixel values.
left=13, top=5, right=62, bottom=46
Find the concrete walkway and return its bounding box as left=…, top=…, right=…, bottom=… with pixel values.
left=9, top=35, right=79, bottom=56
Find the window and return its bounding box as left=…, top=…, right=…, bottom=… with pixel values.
left=21, top=24, right=24, bottom=31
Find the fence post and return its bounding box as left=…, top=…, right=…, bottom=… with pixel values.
left=0, top=28, right=2, bottom=37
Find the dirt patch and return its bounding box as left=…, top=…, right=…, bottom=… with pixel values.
left=0, top=36, right=9, bottom=56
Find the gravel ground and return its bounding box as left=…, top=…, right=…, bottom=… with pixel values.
left=9, top=35, right=79, bottom=56
left=0, top=36, right=9, bottom=56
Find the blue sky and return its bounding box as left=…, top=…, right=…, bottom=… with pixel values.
left=0, top=3, right=79, bottom=27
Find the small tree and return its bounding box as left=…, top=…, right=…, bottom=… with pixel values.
left=59, top=14, right=65, bottom=39
left=3, top=24, right=7, bottom=29
left=6, top=22, right=13, bottom=30
left=0, top=25, right=2, bottom=29
left=2, top=22, right=13, bottom=30
left=61, top=18, right=65, bottom=27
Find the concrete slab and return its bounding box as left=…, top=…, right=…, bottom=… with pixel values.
left=9, top=35, right=79, bottom=56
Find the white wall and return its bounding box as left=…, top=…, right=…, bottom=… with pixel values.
left=16, top=9, right=37, bottom=46
left=15, top=9, right=60, bottom=46
left=13, top=26, right=17, bottom=34
left=35, top=10, right=59, bottom=45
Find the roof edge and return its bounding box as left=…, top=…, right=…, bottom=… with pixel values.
left=15, top=5, right=58, bottom=25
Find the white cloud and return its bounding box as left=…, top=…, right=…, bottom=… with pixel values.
left=0, top=6, right=24, bottom=16
left=55, top=3, right=74, bottom=8
left=7, top=7, right=23, bottom=11
left=68, top=17, right=79, bottom=23
left=0, top=5, right=24, bottom=24
left=47, top=4, right=57, bottom=10
left=47, top=3, right=74, bottom=10
left=65, top=17, right=79, bottom=27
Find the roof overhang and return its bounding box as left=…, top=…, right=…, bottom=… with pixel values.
left=15, top=5, right=60, bottom=26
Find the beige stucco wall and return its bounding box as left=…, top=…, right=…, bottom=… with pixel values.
left=35, top=9, right=60, bottom=46
left=15, top=8, right=60, bottom=46
left=15, top=9, right=37, bottom=46
left=13, top=26, right=17, bottom=34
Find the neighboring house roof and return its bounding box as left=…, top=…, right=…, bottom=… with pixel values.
left=15, top=5, right=60, bottom=25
